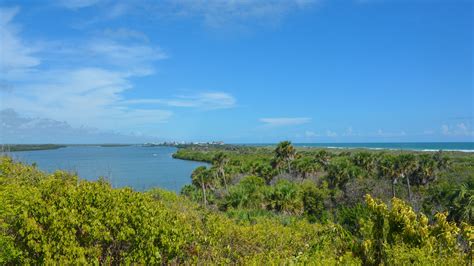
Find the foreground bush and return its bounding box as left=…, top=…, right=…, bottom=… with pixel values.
left=0, top=157, right=358, bottom=264
left=358, top=195, right=472, bottom=265
left=0, top=157, right=471, bottom=264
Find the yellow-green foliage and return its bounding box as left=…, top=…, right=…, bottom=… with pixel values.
left=0, top=158, right=198, bottom=264
left=0, top=157, right=470, bottom=264
left=360, top=194, right=470, bottom=265
left=0, top=157, right=359, bottom=264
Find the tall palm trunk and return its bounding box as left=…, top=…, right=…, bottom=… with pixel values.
left=392, top=178, right=397, bottom=198
left=404, top=174, right=412, bottom=201
left=406, top=176, right=412, bottom=202
left=201, top=178, right=207, bottom=206
left=221, top=169, right=228, bottom=192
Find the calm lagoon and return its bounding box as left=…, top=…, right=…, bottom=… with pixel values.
left=8, top=146, right=208, bottom=192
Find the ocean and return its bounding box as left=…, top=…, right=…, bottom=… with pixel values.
left=243, top=142, right=474, bottom=152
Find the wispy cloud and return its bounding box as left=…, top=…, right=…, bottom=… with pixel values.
left=86, top=39, right=167, bottom=74
left=0, top=7, right=171, bottom=133
left=441, top=123, right=473, bottom=136
left=0, top=109, right=159, bottom=144
left=260, top=117, right=311, bottom=127
left=58, top=0, right=102, bottom=9
left=305, top=130, right=320, bottom=137
left=326, top=130, right=338, bottom=137
left=102, top=28, right=150, bottom=42
left=0, top=7, right=40, bottom=77
left=164, top=0, right=317, bottom=28
left=2, top=67, right=173, bottom=129
left=375, top=129, right=407, bottom=138
left=40, top=36, right=167, bottom=76
left=124, top=92, right=236, bottom=110
left=56, top=0, right=318, bottom=29
left=0, top=7, right=238, bottom=138
left=448, top=115, right=474, bottom=121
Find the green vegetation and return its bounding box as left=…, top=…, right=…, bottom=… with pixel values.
left=1, top=141, right=473, bottom=264
left=0, top=144, right=66, bottom=152
left=175, top=142, right=473, bottom=224
left=99, top=144, right=133, bottom=147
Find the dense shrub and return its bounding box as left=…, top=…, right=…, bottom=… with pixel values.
left=0, top=158, right=200, bottom=264
left=2, top=145, right=472, bottom=264
left=357, top=195, right=471, bottom=265
left=222, top=175, right=266, bottom=210
left=0, top=157, right=362, bottom=264
left=300, top=180, right=331, bottom=222
left=265, top=179, right=303, bottom=215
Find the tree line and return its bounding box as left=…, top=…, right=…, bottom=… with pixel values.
left=178, top=142, right=469, bottom=222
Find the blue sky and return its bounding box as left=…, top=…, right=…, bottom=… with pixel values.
left=0, top=0, right=472, bottom=143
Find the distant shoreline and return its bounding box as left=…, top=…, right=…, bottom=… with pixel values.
left=2, top=142, right=473, bottom=153
left=1, top=144, right=133, bottom=152
left=0, top=144, right=67, bottom=152
left=236, top=142, right=474, bottom=153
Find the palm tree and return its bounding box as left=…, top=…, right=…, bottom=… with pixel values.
left=267, top=180, right=302, bottom=214
left=352, top=152, right=377, bottom=177
left=448, top=181, right=473, bottom=223
left=415, top=154, right=438, bottom=185
left=379, top=154, right=398, bottom=198
left=249, top=161, right=276, bottom=185
left=293, top=157, right=320, bottom=179
left=213, top=152, right=229, bottom=191
left=314, top=150, right=332, bottom=170
left=274, top=141, right=296, bottom=174
left=327, top=157, right=361, bottom=190
left=395, top=154, right=418, bottom=201
left=433, top=151, right=450, bottom=170
left=191, top=166, right=212, bottom=206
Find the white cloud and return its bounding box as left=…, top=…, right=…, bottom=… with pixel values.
left=0, top=108, right=159, bottom=143
left=375, top=129, right=410, bottom=138
left=1, top=67, right=173, bottom=130
left=56, top=0, right=318, bottom=28
left=102, top=28, right=150, bottom=42
left=458, top=123, right=467, bottom=131
left=305, top=130, right=320, bottom=137
left=125, top=92, right=236, bottom=110
left=168, top=0, right=317, bottom=27
left=58, top=0, right=103, bottom=9
left=0, top=7, right=40, bottom=77
left=39, top=37, right=167, bottom=76
left=0, top=8, right=172, bottom=134
left=441, top=125, right=449, bottom=135
left=342, top=126, right=358, bottom=136
left=260, top=117, right=311, bottom=127
left=326, top=130, right=337, bottom=137
left=346, top=127, right=353, bottom=135
left=86, top=39, right=167, bottom=74
left=0, top=7, right=239, bottom=140
left=441, top=123, right=473, bottom=136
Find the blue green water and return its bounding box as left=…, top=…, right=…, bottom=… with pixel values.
left=293, top=142, right=474, bottom=152
left=244, top=142, right=474, bottom=152
left=8, top=146, right=208, bottom=192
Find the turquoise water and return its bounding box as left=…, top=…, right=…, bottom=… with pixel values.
left=244, top=142, right=474, bottom=152
left=8, top=146, right=208, bottom=192
left=6, top=142, right=473, bottom=192
left=294, top=142, right=474, bottom=152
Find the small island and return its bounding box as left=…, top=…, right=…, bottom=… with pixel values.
left=0, top=144, right=67, bottom=152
